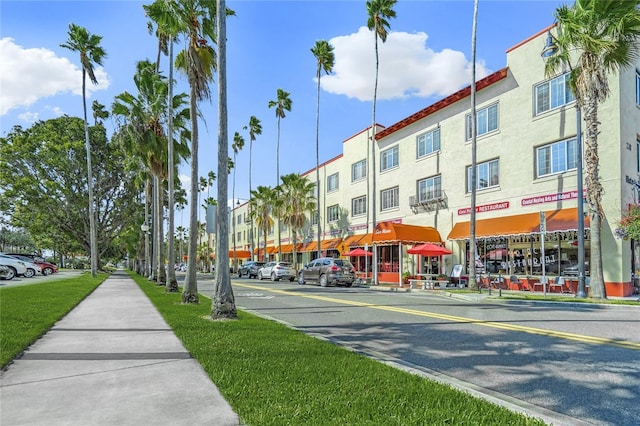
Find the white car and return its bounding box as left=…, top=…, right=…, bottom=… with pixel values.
left=0, top=253, right=28, bottom=278
left=257, top=261, right=296, bottom=282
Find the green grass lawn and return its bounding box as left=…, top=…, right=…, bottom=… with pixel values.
left=0, top=273, right=107, bottom=368
left=131, top=272, right=546, bottom=425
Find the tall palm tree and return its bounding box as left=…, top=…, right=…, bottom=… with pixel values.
left=231, top=131, right=245, bottom=273
left=91, top=100, right=109, bottom=126
left=366, top=0, right=396, bottom=285
left=112, top=60, right=190, bottom=286
left=311, top=40, right=335, bottom=261
left=157, top=0, right=218, bottom=304
left=279, top=173, right=316, bottom=270
left=212, top=0, right=237, bottom=319
left=61, top=23, right=107, bottom=277
left=268, top=89, right=292, bottom=261
left=244, top=115, right=262, bottom=260
left=249, top=185, right=276, bottom=261
left=468, top=0, right=479, bottom=289
left=544, top=0, right=640, bottom=299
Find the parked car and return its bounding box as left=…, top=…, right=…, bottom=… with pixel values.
left=0, top=264, right=14, bottom=280
left=238, top=261, right=265, bottom=279
left=0, top=253, right=28, bottom=278
left=258, top=261, right=296, bottom=282
left=297, top=257, right=355, bottom=287
left=9, top=254, right=58, bottom=275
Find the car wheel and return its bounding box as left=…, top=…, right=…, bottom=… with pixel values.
left=258, top=272, right=263, bottom=280
left=7, top=266, right=18, bottom=280
left=4, top=267, right=16, bottom=280
left=319, top=274, right=328, bottom=287
left=270, top=273, right=278, bottom=282
left=43, top=267, right=53, bottom=275
left=345, top=281, right=353, bottom=288
left=24, top=268, right=35, bottom=278
left=297, top=273, right=305, bottom=285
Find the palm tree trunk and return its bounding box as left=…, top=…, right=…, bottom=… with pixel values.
left=583, top=99, right=606, bottom=298
left=183, top=86, right=200, bottom=304
left=213, top=0, right=236, bottom=319
left=156, top=175, right=166, bottom=285
left=81, top=70, right=98, bottom=277
left=166, top=36, right=178, bottom=292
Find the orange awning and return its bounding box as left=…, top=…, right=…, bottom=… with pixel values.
left=301, top=240, right=319, bottom=252
left=341, top=233, right=366, bottom=248
left=229, top=250, right=251, bottom=259
left=278, top=243, right=303, bottom=254
left=373, top=221, right=442, bottom=244
left=447, top=207, right=590, bottom=240
left=321, top=238, right=342, bottom=250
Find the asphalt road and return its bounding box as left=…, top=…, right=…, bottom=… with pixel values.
left=0, top=269, right=84, bottom=287
left=195, top=276, right=640, bottom=426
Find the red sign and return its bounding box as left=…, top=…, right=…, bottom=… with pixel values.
left=458, top=201, right=510, bottom=216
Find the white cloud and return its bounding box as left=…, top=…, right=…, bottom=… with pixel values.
left=322, top=27, right=491, bottom=102
left=0, top=37, right=110, bottom=115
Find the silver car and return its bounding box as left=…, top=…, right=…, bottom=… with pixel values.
left=258, top=261, right=296, bottom=282
left=0, top=253, right=28, bottom=278
left=297, top=257, right=355, bottom=287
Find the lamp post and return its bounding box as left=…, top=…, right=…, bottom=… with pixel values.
left=542, top=30, right=587, bottom=298
left=141, top=222, right=150, bottom=277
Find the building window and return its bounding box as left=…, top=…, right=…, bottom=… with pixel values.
left=417, top=128, right=440, bottom=158
left=351, top=196, right=366, bottom=216
left=381, top=186, right=399, bottom=210
left=327, top=204, right=340, bottom=222
left=466, top=159, right=499, bottom=192
left=352, top=159, right=366, bottom=182
left=536, top=137, right=577, bottom=177
left=465, top=103, right=498, bottom=140
left=327, top=172, right=339, bottom=192
left=636, top=69, right=640, bottom=107
left=380, top=146, right=399, bottom=171
left=535, top=73, right=575, bottom=115
left=418, top=175, right=442, bottom=201
left=311, top=211, right=319, bottom=226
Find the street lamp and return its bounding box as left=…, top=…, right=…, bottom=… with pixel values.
left=141, top=222, right=150, bottom=277
left=541, top=30, right=587, bottom=298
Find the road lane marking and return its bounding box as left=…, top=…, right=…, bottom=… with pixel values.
left=234, top=282, right=640, bottom=350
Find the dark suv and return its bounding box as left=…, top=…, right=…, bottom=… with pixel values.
left=297, top=257, right=355, bottom=287
left=238, top=261, right=265, bottom=279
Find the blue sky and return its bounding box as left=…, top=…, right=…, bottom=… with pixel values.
left=0, top=0, right=567, bottom=228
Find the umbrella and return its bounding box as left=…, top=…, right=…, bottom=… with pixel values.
left=407, top=243, right=452, bottom=256
left=344, top=248, right=372, bottom=257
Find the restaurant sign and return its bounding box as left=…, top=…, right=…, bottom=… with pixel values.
left=458, top=201, right=509, bottom=216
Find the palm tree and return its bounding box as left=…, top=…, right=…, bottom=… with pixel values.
left=61, top=23, right=107, bottom=277
left=268, top=89, right=292, bottom=260
left=544, top=0, right=640, bottom=299
left=279, top=173, right=316, bottom=270
left=91, top=100, right=109, bottom=126
left=366, top=0, right=396, bottom=284
left=212, top=0, right=236, bottom=319
left=112, top=60, right=190, bottom=286
left=231, top=131, right=245, bottom=273
left=244, top=115, right=262, bottom=260
left=311, top=40, right=335, bottom=261
left=155, top=0, right=218, bottom=304
left=249, top=186, right=276, bottom=261
left=468, top=0, right=479, bottom=289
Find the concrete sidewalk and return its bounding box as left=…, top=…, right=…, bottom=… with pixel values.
left=0, top=270, right=240, bottom=426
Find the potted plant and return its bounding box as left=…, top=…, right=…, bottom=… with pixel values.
left=402, top=271, right=413, bottom=285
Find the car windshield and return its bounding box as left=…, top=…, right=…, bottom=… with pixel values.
left=278, top=262, right=292, bottom=267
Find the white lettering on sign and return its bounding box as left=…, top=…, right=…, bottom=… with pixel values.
left=521, top=190, right=585, bottom=206
left=458, top=201, right=510, bottom=216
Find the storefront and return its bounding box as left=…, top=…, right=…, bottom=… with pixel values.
left=448, top=207, right=590, bottom=278
left=372, top=221, right=443, bottom=284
